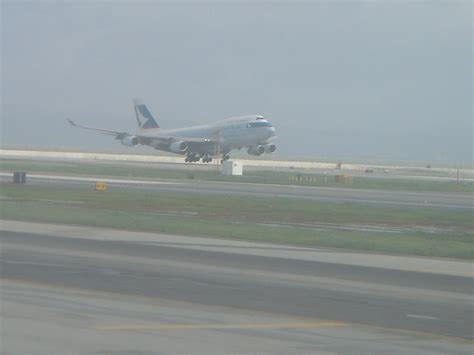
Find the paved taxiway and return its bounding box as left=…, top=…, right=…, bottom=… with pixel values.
left=1, top=222, right=472, bottom=354
left=1, top=172, right=472, bottom=209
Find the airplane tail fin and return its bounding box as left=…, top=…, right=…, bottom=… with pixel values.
left=133, top=99, right=160, bottom=129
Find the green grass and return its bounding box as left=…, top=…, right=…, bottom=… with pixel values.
left=1, top=184, right=473, bottom=228
left=1, top=183, right=472, bottom=259
left=1, top=159, right=473, bottom=193
left=1, top=202, right=472, bottom=259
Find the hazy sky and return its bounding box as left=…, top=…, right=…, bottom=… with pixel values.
left=2, top=1, right=472, bottom=163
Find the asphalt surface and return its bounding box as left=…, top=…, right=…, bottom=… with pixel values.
left=2, top=172, right=473, bottom=209
left=1, top=224, right=472, bottom=354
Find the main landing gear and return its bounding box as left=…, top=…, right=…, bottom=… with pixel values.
left=202, top=154, right=213, bottom=163
left=185, top=153, right=201, bottom=163
left=185, top=153, right=214, bottom=163
left=184, top=152, right=229, bottom=163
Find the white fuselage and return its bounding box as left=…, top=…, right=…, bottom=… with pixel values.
left=141, top=115, right=275, bottom=155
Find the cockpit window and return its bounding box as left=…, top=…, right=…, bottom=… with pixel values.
left=247, top=121, right=272, bottom=128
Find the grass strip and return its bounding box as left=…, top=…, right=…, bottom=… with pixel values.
left=1, top=183, right=472, bottom=259
left=1, top=184, right=473, bottom=229
left=1, top=202, right=472, bottom=259
left=1, top=159, right=473, bottom=193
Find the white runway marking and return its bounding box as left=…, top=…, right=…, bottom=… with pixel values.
left=4, top=260, right=64, bottom=268
left=406, top=314, right=441, bottom=321
left=0, top=172, right=179, bottom=185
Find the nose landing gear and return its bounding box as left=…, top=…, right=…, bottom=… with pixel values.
left=221, top=154, right=230, bottom=164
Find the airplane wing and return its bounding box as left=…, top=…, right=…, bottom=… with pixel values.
left=68, top=119, right=218, bottom=152
left=183, top=138, right=218, bottom=153
left=137, top=132, right=218, bottom=153
left=137, top=131, right=215, bottom=144
left=67, top=119, right=129, bottom=139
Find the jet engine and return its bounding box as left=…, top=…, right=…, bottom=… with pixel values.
left=264, top=144, right=277, bottom=154
left=121, top=136, right=139, bottom=147
left=247, top=145, right=266, bottom=156
left=169, top=140, right=188, bottom=154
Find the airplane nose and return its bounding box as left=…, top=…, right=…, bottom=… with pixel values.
left=268, top=127, right=276, bottom=137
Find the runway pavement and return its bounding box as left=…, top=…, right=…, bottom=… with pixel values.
left=1, top=172, right=473, bottom=209
left=1, top=222, right=472, bottom=354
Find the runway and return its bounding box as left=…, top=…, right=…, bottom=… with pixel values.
left=2, top=172, right=473, bottom=209
left=1, top=222, right=472, bottom=354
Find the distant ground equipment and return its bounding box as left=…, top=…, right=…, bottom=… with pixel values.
left=289, top=174, right=318, bottom=183
left=335, top=174, right=353, bottom=184
left=95, top=181, right=108, bottom=191
left=13, top=172, right=26, bottom=184
left=222, top=161, right=243, bottom=176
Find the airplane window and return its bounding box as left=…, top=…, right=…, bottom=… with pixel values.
left=248, top=121, right=272, bottom=128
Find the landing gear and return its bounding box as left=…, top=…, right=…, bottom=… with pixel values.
left=185, top=153, right=201, bottom=163
left=185, top=152, right=215, bottom=163
left=221, top=154, right=230, bottom=164
left=202, top=154, right=213, bottom=163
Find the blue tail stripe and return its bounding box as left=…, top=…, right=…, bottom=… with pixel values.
left=137, top=105, right=153, bottom=120
left=137, top=104, right=159, bottom=129
left=142, top=120, right=159, bottom=129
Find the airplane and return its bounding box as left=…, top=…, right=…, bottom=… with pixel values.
left=68, top=100, right=276, bottom=163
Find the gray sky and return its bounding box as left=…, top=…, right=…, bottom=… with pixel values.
left=2, top=1, right=472, bottom=163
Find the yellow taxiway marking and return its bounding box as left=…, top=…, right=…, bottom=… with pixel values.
left=95, top=321, right=348, bottom=332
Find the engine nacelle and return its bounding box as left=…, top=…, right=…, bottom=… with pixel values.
left=247, top=145, right=266, bottom=156
left=121, top=136, right=139, bottom=147
left=169, top=140, right=188, bottom=154
left=264, top=144, right=277, bottom=154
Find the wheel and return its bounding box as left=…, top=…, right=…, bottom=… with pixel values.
left=186, top=154, right=197, bottom=163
